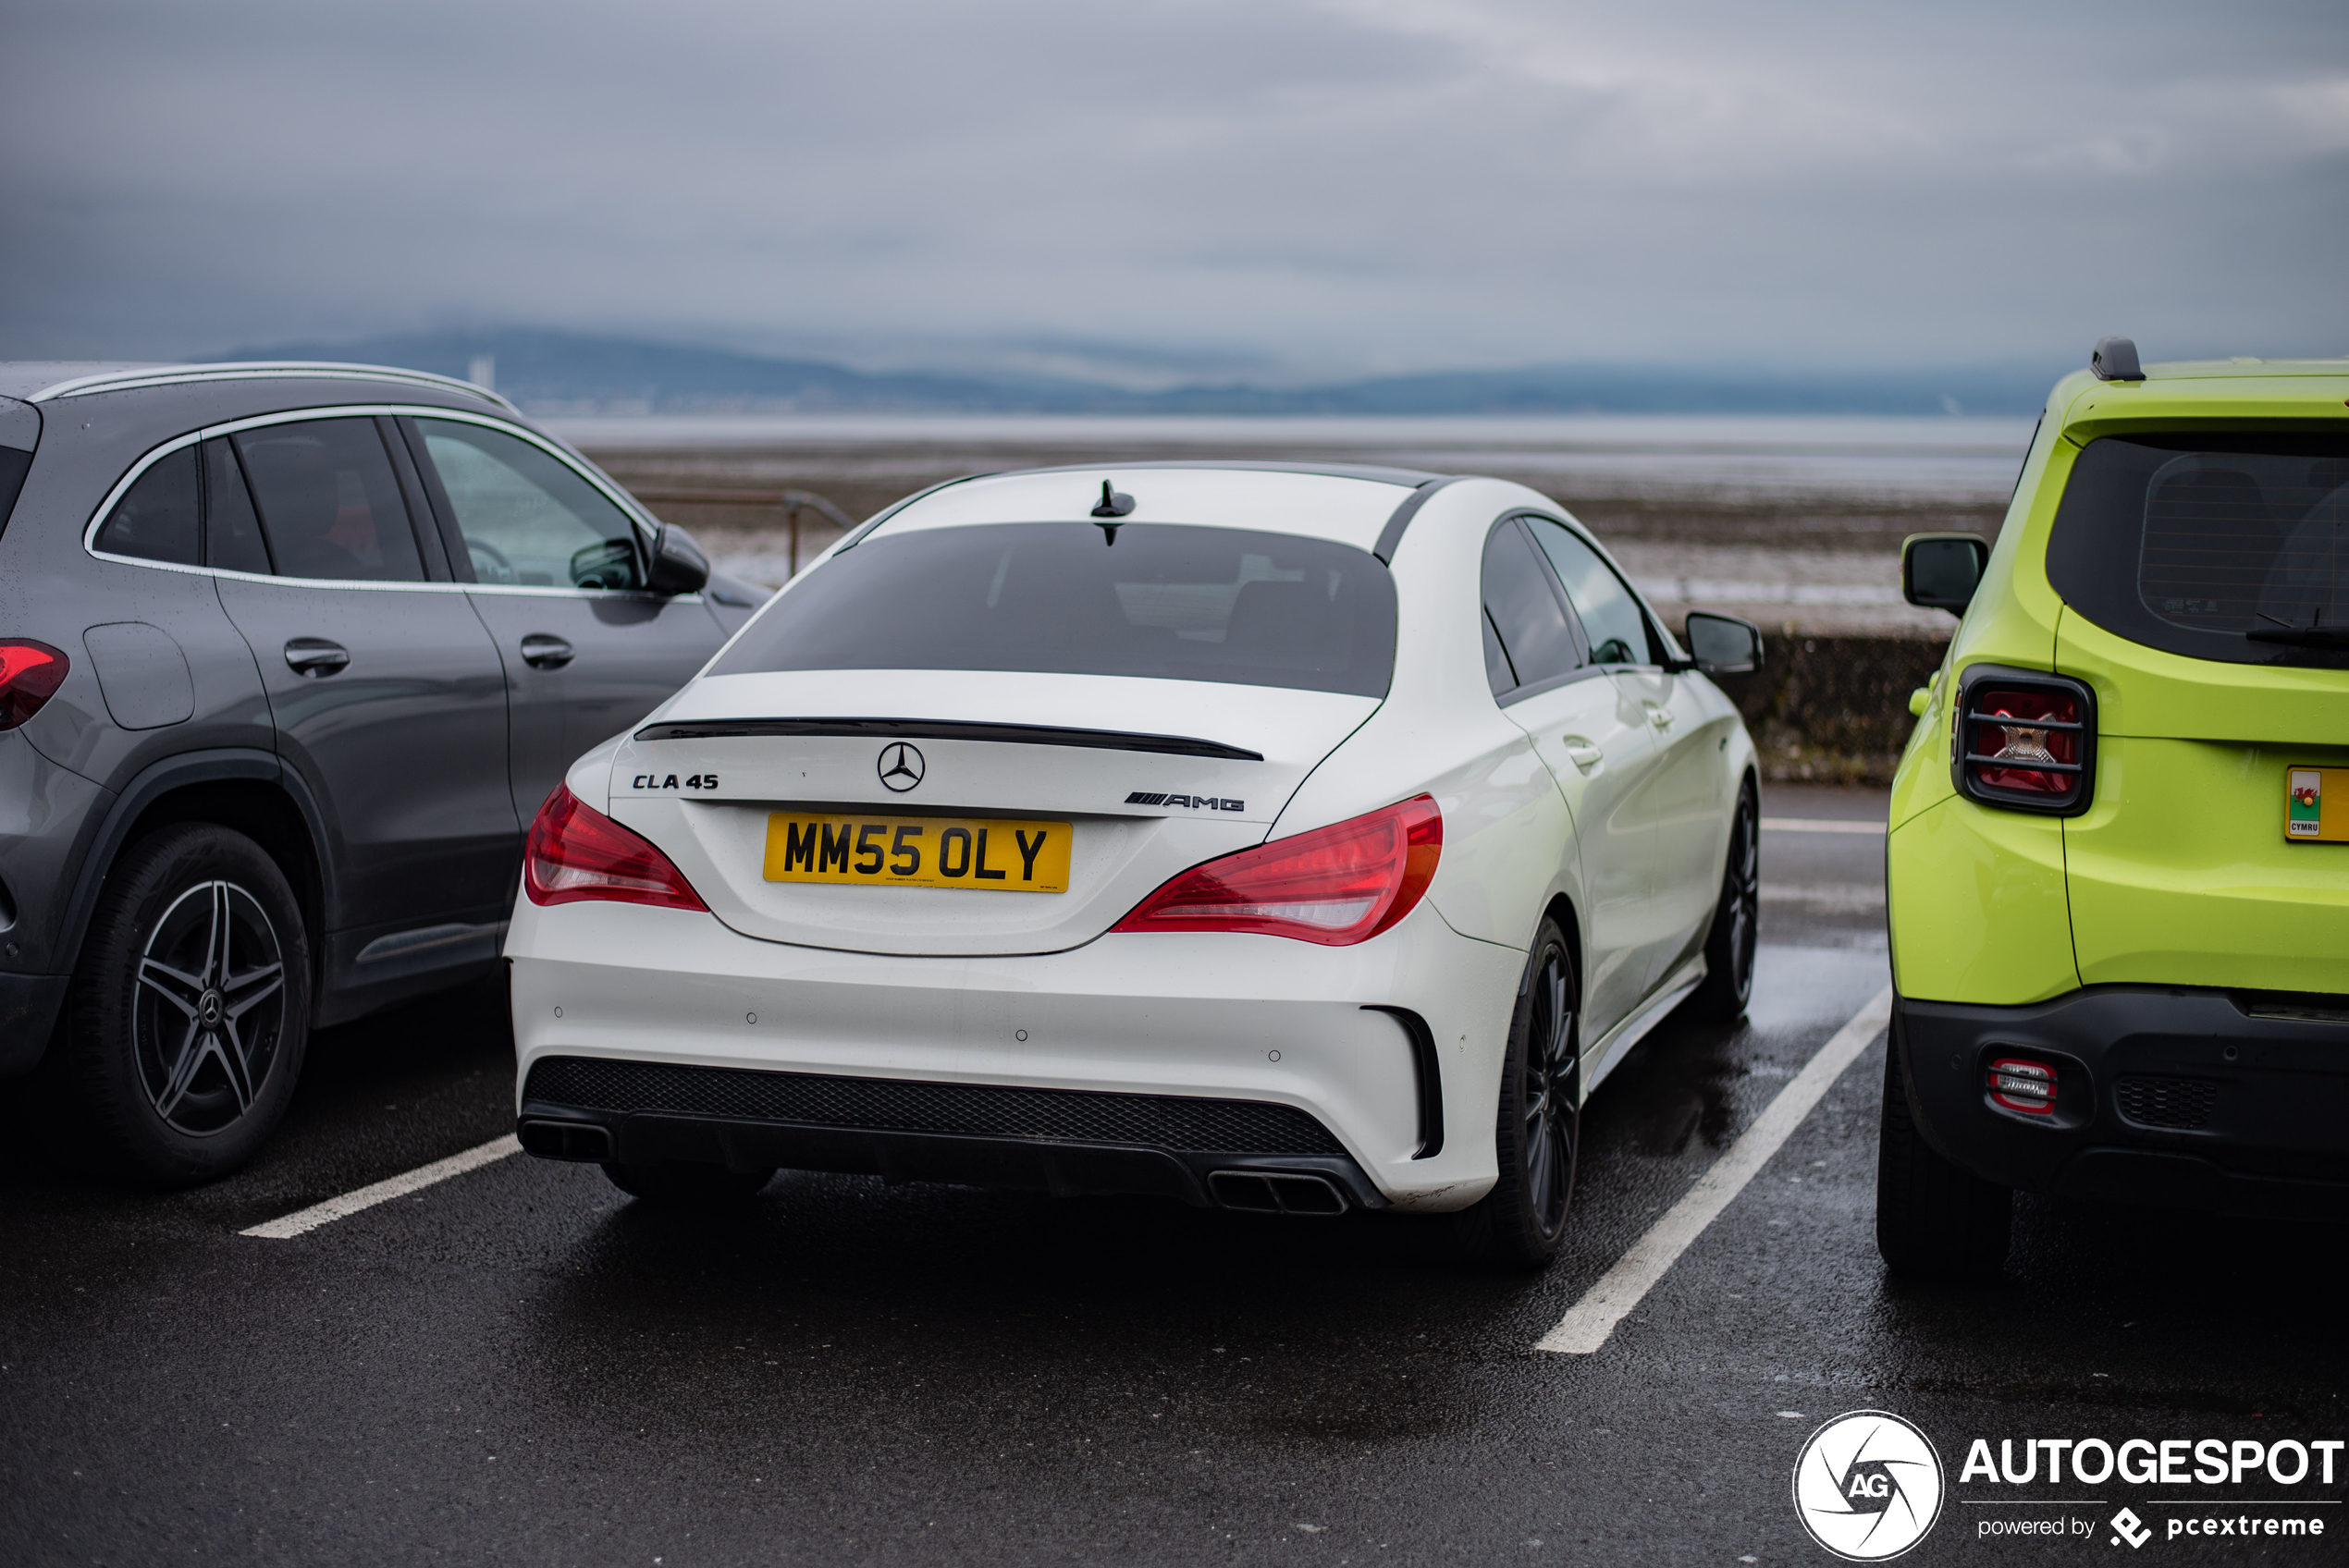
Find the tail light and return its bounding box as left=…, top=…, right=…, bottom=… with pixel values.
left=1952, top=665, right=2095, bottom=815
left=1112, top=795, right=1441, bottom=946
left=0, top=640, right=68, bottom=730
left=524, top=784, right=707, bottom=912
left=1986, top=1056, right=2057, bottom=1115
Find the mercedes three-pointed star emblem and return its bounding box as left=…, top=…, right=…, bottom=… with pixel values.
left=877, top=741, right=925, bottom=792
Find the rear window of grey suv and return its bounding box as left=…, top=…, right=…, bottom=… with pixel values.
left=711, top=522, right=1396, bottom=696
left=2046, top=430, right=2349, bottom=667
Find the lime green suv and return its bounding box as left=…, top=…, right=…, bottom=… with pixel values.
left=1878, top=337, right=2349, bottom=1275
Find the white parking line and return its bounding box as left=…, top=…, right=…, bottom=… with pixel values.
left=240, top=1133, right=521, bottom=1239
left=1760, top=817, right=1884, bottom=835
left=1535, top=984, right=1895, bottom=1354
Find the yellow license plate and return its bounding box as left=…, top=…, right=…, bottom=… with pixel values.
left=2287, top=766, right=2349, bottom=842
left=763, top=812, right=1071, bottom=892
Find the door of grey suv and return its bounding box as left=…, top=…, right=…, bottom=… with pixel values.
left=398, top=414, right=727, bottom=822
left=210, top=414, right=517, bottom=1017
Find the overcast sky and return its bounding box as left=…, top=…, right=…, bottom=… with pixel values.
left=3, top=0, right=2343, bottom=382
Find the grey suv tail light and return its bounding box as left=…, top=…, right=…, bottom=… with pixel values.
left=0, top=640, right=68, bottom=730
left=1951, top=664, right=2097, bottom=816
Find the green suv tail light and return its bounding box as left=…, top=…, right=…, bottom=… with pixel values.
left=1953, top=664, right=2096, bottom=815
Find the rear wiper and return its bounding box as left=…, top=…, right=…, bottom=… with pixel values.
left=2246, top=625, right=2349, bottom=647
left=2246, top=611, right=2349, bottom=648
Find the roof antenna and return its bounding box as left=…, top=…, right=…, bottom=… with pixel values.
left=1090, top=479, right=1135, bottom=545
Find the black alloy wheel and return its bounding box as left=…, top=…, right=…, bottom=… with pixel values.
left=1457, top=916, right=1580, bottom=1268
left=1687, top=778, right=1761, bottom=1022
left=64, top=824, right=311, bottom=1183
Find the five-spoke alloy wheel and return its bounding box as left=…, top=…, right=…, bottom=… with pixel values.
left=65, top=824, right=310, bottom=1183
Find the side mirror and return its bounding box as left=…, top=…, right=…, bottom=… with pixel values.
left=1903, top=533, right=1988, bottom=617
left=1681, top=612, right=1763, bottom=675
left=646, top=522, right=710, bottom=596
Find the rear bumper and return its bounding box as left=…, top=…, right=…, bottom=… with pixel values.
left=504, top=896, right=1523, bottom=1210
left=1899, top=988, right=2349, bottom=1219
left=517, top=1055, right=1384, bottom=1211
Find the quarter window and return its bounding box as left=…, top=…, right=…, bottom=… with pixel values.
left=94, top=447, right=202, bottom=567
left=233, top=419, right=425, bottom=582
left=1481, top=521, right=1580, bottom=696
left=203, top=438, right=273, bottom=575
left=1525, top=517, right=1654, bottom=667
left=413, top=420, right=645, bottom=590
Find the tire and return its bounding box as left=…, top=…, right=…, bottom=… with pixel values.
left=603, top=1159, right=774, bottom=1205
left=1875, top=1015, right=2011, bottom=1278
left=1455, top=917, right=1580, bottom=1268
left=1684, top=778, right=1759, bottom=1023
left=62, top=823, right=311, bottom=1185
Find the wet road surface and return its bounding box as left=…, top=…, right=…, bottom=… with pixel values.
left=4, top=785, right=2343, bottom=1566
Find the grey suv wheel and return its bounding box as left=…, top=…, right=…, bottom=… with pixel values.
left=64, top=824, right=310, bottom=1184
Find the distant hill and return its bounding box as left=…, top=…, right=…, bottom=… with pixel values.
left=215, top=328, right=2053, bottom=416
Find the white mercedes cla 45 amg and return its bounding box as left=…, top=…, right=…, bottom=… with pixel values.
left=506, top=462, right=1763, bottom=1266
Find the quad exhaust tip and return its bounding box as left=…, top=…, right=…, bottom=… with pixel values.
left=1209, top=1170, right=1347, bottom=1216
left=518, top=1119, right=614, bottom=1162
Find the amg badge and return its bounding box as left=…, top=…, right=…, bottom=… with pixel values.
left=1126, top=791, right=1245, bottom=811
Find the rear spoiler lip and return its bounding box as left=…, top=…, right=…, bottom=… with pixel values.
left=633, top=716, right=1265, bottom=761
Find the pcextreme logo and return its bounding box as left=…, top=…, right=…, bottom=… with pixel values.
left=1792, top=1411, right=1946, bottom=1561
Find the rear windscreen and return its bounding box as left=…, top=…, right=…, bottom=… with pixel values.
left=711, top=522, right=1396, bottom=696
left=2046, top=431, right=2349, bottom=667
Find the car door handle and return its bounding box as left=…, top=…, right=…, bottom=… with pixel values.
left=1559, top=735, right=1606, bottom=773
left=1644, top=703, right=1674, bottom=731
left=519, top=634, right=575, bottom=669
left=283, top=639, right=350, bottom=678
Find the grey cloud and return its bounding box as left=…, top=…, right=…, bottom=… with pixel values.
left=1, top=0, right=2342, bottom=373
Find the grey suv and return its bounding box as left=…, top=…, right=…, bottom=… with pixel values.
left=0, top=361, right=763, bottom=1182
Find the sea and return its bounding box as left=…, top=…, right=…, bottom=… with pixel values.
left=543, top=413, right=2037, bottom=507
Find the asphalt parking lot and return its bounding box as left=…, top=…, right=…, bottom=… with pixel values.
left=4, top=784, right=2343, bottom=1567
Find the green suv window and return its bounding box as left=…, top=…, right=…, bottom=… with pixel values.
left=2047, top=431, right=2349, bottom=667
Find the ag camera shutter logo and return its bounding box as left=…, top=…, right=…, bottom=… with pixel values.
left=1792, top=1410, right=1946, bottom=1561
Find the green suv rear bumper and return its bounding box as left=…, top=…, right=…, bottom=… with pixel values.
left=1897, top=989, right=2349, bottom=1219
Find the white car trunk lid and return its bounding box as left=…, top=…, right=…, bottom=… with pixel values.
left=605, top=669, right=1378, bottom=955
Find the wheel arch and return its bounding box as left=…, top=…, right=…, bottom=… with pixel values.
left=38, top=751, right=336, bottom=1065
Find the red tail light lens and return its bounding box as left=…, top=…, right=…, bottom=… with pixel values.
left=1986, top=1056, right=2057, bottom=1115
left=0, top=640, right=68, bottom=730
left=1111, top=795, right=1441, bottom=945
left=1954, top=667, right=2094, bottom=815
left=524, top=785, right=707, bottom=912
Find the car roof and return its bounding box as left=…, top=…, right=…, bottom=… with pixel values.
left=866, top=462, right=1445, bottom=556
left=2051, top=356, right=2349, bottom=437
left=2134, top=356, right=2349, bottom=380
left=0, top=360, right=517, bottom=413
left=0, top=361, right=168, bottom=400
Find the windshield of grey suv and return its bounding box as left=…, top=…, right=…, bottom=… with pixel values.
left=710, top=522, right=1396, bottom=696
left=2047, top=431, right=2349, bottom=667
